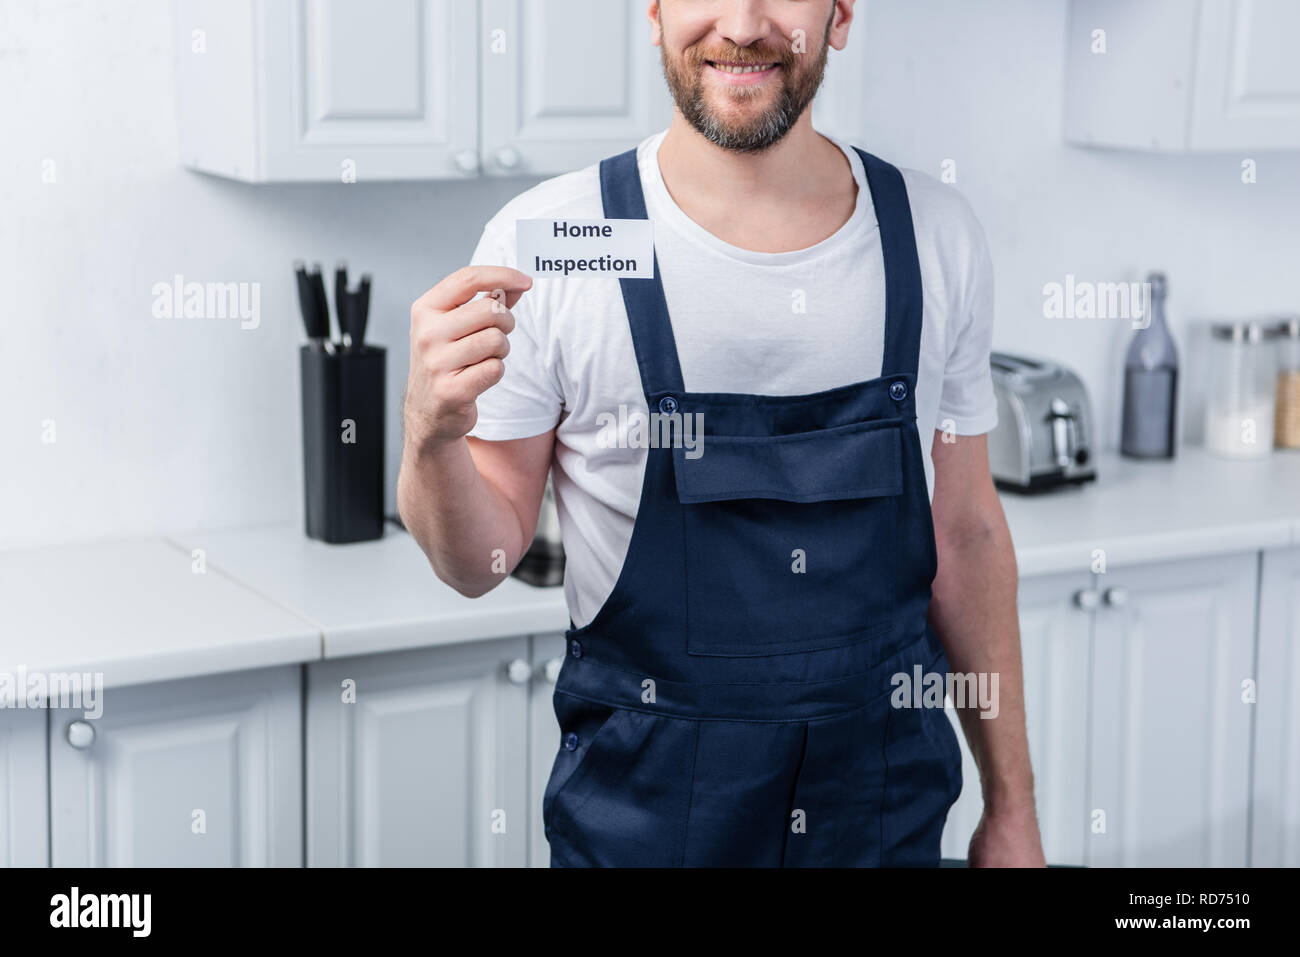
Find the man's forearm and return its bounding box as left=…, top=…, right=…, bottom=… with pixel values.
left=396, top=436, right=528, bottom=598
left=927, top=514, right=1036, bottom=812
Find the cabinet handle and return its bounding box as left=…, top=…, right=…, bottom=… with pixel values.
left=494, top=146, right=521, bottom=170
left=66, top=720, right=96, bottom=750
left=1103, top=586, right=1128, bottom=607
left=542, top=657, right=562, bottom=684
left=454, top=149, right=479, bottom=174
left=1072, top=588, right=1100, bottom=611
left=506, top=658, right=532, bottom=685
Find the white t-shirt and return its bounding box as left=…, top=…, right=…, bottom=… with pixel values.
left=468, top=130, right=998, bottom=628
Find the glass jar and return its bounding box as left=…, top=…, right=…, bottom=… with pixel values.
left=1204, top=321, right=1277, bottom=459
left=1275, top=317, right=1300, bottom=450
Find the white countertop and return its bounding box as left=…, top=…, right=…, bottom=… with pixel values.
left=0, top=540, right=320, bottom=689
left=4, top=446, right=1296, bottom=687
left=1001, top=448, right=1300, bottom=576
left=165, top=524, right=570, bottom=660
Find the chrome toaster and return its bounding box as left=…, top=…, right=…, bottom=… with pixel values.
left=988, top=352, right=1097, bottom=493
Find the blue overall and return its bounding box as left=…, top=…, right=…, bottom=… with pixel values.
left=542, top=147, right=964, bottom=867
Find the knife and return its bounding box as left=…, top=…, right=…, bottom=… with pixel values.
left=295, top=260, right=328, bottom=349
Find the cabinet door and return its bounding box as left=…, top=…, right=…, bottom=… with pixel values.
left=479, top=0, right=672, bottom=176
left=49, top=667, right=302, bottom=867
left=528, top=632, right=567, bottom=868
left=0, top=708, right=48, bottom=867
left=306, top=637, right=529, bottom=867
left=259, top=0, right=480, bottom=181
left=1088, top=553, right=1256, bottom=867
left=1253, top=546, right=1300, bottom=866
left=940, top=571, right=1091, bottom=865
left=1190, top=0, right=1300, bottom=150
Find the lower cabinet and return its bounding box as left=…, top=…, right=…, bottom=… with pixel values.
left=1252, top=546, right=1300, bottom=867
left=941, top=570, right=1091, bottom=865
left=305, top=636, right=534, bottom=867
left=1, top=707, right=48, bottom=867
left=1088, top=552, right=1256, bottom=867
left=941, top=552, right=1259, bottom=867
left=49, top=666, right=302, bottom=867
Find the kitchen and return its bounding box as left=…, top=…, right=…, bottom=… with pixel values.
left=1, top=0, right=1298, bottom=885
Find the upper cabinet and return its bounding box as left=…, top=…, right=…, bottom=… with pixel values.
left=174, top=0, right=671, bottom=182
left=479, top=0, right=672, bottom=177
left=1065, top=0, right=1300, bottom=152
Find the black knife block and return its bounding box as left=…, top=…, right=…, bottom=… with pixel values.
left=300, top=345, right=385, bottom=544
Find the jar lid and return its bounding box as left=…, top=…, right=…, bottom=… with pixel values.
left=1210, top=320, right=1276, bottom=342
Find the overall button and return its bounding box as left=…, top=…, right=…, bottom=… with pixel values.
left=569, top=639, right=583, bottom=659
left=658, top=395, right=679, bottom=415
left=563, top=732, right=579, bottom=751
left=889, top=380, right=908, bottom=401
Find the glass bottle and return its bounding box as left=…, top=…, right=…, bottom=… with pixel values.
left=1120, top=272, right=1179, bottom=459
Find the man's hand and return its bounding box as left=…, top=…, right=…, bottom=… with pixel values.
left=398, top=265, right=552, bottom=599
left=405, top=266, right=533, bottom=450
left=968, top=802, right=1048, bottom=867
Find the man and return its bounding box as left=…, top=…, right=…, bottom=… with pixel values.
left=399, top=0, right=1046, bottom=867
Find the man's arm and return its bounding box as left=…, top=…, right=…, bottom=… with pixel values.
left=928, top=430, right=1047, bottom=867
left=397, top=266, right=554, bottom=598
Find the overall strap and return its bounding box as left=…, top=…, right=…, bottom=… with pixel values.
left=599, top=149, right=685, bottom=397
left=853, top=149, right=924, bottom=380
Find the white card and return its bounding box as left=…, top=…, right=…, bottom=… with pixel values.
left=516, top=219, right=654, bottom=280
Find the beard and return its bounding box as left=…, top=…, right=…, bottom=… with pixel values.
left=660, top=25, right=832, bottom=153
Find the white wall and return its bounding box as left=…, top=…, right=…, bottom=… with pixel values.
left=0, top=0, right=527, bottom=550
left=4, top=0, right=1299, bottom=550
left=818, top=0, right=1300, bottom=454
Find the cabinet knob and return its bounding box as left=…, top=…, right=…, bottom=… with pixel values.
left=1103, top=586, right=1128, bottom=607
left=506, top=658, right=532, bottom=685
left=1072, top=588, right=1100, bottom=611
left=543, top=657, right=563, bottom=684
left=494, top=147, right=521, bottom=170
left=454, top=149, right=479, bottom=173
left=66, top=720, right=96, bottom=750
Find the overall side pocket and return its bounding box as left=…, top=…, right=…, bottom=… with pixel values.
left=542, top=695, right=617, bottom=834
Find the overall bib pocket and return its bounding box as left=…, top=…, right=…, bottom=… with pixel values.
left=672, top=419, right=904, bottom=657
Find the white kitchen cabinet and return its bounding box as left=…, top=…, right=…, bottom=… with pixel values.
left=479, top=0, right=672, bottom=177
left=49, top=666, right=302, bottom=867
left=528, top=631, right=567, bottom=868
left=175, top=0, right=479, bottom=181
left=940, top=570, right=1091, bottom=865
left=943, top=551, right=1258, bottom=867
left=1088, top=552, right=1257, bottom=867
left=1252, top=545, right=1300, bottom=867
left=306, top=637, right=530, bottom=867
left=175, top=0, right=669, bottom=182
left=0, top=708, right=48, bottom=867
left=1066, top=0, right=1300, bottom=151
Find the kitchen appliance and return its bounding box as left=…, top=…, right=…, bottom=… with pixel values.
left=988, top=352, right=1097, bottom=493
left=1205, top=320, right=1277, bottom=459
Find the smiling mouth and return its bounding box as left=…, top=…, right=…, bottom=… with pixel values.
left=705, top=60, right=779, bottom=75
